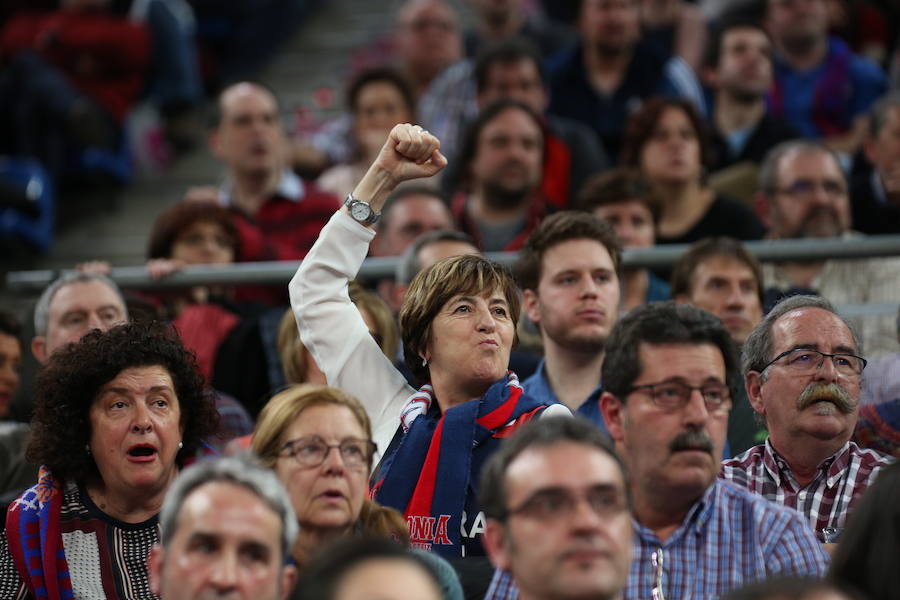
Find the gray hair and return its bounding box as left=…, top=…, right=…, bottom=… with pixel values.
left=757, top=139, right=844, bottom=196
left=869, top=90, right=900, bottom=137
left=741, top=294, right=862, bottom=379
left=159, top=455, right=298, bottom=561
left=33, top=272, right=126, bottom=336
left=395, top=228, right=477, bottom=284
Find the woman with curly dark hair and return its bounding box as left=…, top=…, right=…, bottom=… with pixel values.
left=0, top=321, right=218, bottom=600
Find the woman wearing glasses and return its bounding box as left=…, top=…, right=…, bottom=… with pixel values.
left=251, top=385, right=408, bottom=569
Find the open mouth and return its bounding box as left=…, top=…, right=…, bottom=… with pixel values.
left=320, top=490, right=345, bottom=501
left=127, top=444, right=158, bottom=458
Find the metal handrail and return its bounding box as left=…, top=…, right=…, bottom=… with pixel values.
left=7, top=234, right=900, bottom=293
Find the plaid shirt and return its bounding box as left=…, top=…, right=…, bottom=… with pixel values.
left=720, top=439, right=893, bottom=541
left=484, top=480, right=828, bottom=600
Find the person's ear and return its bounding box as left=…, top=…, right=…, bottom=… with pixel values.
left=280, top=564, right=299, bottom=600
left=600, top=391, right=626, bottom=443
left=522, top=289, right=541, bottom=325
left=147, top=545, right=164, bottom=596
left=745, top=371, right=766, bottom=417
left=483, top=518, right=512, bottom=572
left=31, top=336, right=48, bottom=365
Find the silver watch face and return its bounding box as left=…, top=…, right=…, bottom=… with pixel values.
left=350, top=202, right=371, bottom=221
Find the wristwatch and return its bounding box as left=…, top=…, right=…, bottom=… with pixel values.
left=344, top=193, right=380, bottom=225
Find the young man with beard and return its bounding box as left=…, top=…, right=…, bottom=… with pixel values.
left=451, top=99, right=547, bottom=251
left=702, top=19, right=798, bottom=172
left=515, top=212, right=621, bottom=425
left=721, top=295, right=892, bottom=545
left=756, top=139, right=900, bottom=356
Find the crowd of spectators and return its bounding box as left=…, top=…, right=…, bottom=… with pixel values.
left=4, top=0, right=900, bottom=599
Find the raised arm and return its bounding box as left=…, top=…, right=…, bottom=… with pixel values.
left=289, top=125, right=446, bottom=456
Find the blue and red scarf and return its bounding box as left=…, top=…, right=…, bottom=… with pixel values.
left=5, top=466, right=71, bottom=600
left=5, top=447, right=217, bottom=600
left=371, top=373, right=548, bottom=557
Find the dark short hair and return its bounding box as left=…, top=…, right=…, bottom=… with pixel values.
left=146, top=202, right=239, bottom=259
left=0, top=309, right=22, bottom=339
left=396, top=228, right=477, bottom=285
left=601, top=301, right=740, bottom=400
left=474, top=37, right=546, bottom=93
left=515, top=211, right=621, bottom=292
left=294, top=537, right=445, bottom=600
left=28, top=321, right=218, bottom=483
left=346, top=66, right=416, bottom=120
left=742, top=294, right=861, bottom=377
left=829, top=460, right=900, bottom=600
left=670, top=237, right=764, bottom=308
left=479, top=416, right=627, bottom=521
left=702, top=17, right=770, bottom=71
left=455, top=99, right=544, bottom=185
left=620, top=97, right=713, bottom=170
left=380, top=184, right=448, bottom=234
left=577, top=168, right=663, bottom=226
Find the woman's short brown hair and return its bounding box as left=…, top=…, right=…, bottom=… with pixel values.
left=399, top=254, right=520, bottom=386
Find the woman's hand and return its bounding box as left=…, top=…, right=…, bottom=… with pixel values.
left=350, top=124, right=447, bottom=215
left=374, top=123, right=447, bottom=186
left=146, top=258, right=186, bottom=280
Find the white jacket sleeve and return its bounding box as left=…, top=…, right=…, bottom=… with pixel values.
left=290, top=211, right=415, bottom=458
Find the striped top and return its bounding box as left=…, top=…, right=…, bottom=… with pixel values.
left=720, top=439, right=893, bottom=541
left=1, top=481, right=159, bottom=599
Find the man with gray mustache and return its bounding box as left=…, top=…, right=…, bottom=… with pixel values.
left=597, top=301, right=827, bottom=599
left=486, top=301, right=828, bottom=600
left=721, top=295, right=893, bottom=545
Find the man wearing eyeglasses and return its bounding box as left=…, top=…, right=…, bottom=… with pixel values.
left=483, top=303, right=826, bottom=600
left=599, top=302, right=827, bottom=599
left=721, top=294, right=893, bottom=545
left=756, top=139, right=900, bottom=356
left=481, top=416, right=633, bottom=600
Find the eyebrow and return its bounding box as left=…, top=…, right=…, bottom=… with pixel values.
left=100, top=385, right=174, bottom=395
left=790, top=343, right=857, bottom=355
left=527, top=482, right=622, bottom=497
